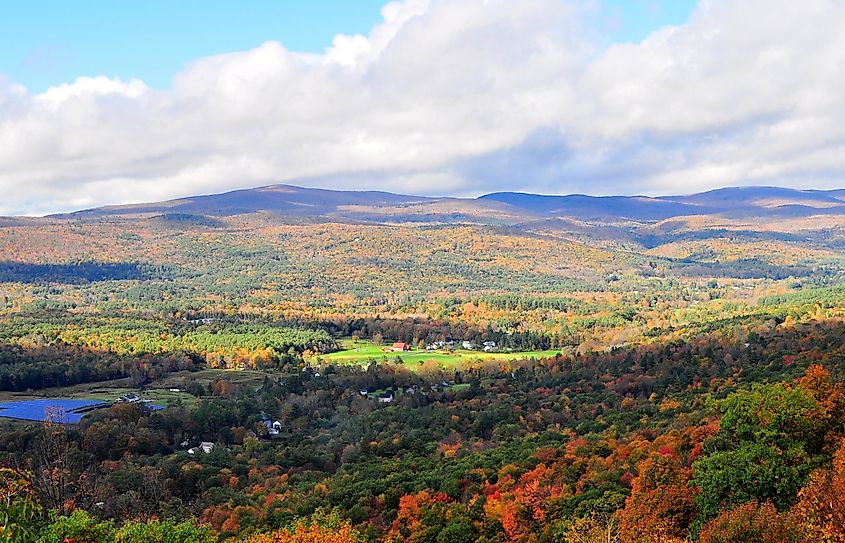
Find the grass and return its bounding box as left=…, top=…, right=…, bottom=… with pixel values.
left=311, top=339, right=562, bottom=369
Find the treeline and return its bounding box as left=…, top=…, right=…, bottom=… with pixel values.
left=0, top=260, right=173, bottom=284
left=0, top=343, right=199, bottom=391
left=473, top=294, right=599, bottom=313
left=326, top=316, right=556, bottom=350
left=0, top=321, right=337, bottom=391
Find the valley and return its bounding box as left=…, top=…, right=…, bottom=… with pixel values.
left=1, top=184, right=845, bottom=542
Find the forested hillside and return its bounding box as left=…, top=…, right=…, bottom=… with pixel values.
left=1, top=185, right=845, bottom=542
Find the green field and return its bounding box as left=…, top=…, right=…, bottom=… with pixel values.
left=312, top=340, right=563, bottom=369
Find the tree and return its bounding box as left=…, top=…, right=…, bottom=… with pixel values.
left=562, top=514, right=620, bottom=543
left=35, top=510, right=114, bottom=543
left=619, top=454, right=697, bottom=543
left=115, top=518, right=215, bottom=543
left=36, top=510, right=214, bottom=543
left=243, top=511, right=359, bottom=543
left=793, top=438, right=845, bottom=543
left=0, top=468, right=43, bottom=543
left=697, top=502, right=803, bottom=543
left=692, top=382, right=827, bottom=526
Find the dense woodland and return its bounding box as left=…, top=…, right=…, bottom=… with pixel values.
left=1, top=313, right=845, bottom=541
left=1, top=210, right=845, bottom=541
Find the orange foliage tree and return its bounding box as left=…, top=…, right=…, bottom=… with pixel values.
left=793, top=437, right=845, bottom=543
left=618, top=453, right=697, bottom=543
left=697, top=502, right=804, bottom=543
left=242, top=511, right=359, bottom=543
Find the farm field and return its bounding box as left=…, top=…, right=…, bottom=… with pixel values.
left=312, top=339, right=564, bottom=369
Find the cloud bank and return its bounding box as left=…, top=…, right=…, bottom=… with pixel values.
left=2, top=0, right=845, bottom=215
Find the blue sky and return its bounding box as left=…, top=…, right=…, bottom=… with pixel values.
left=1, top=0, right=696, bottom=92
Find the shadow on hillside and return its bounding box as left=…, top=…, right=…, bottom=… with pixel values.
left=0, top=261, right=155, bottom=284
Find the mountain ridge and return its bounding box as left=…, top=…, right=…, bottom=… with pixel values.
left=37, top=183, right=845, bottom=223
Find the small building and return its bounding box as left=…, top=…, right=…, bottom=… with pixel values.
left=378, top=392, right=394, bottom=404
left=188, top=442, right=215, bottom=455
left=264, top=419, right=282, bottom=436
left=359, top=389, right=369, bottom=397
left=117, top=393, right=140, bottom=404
left=391, top=342, right=411, bottom=352
left=462, top=341, right=476, bottom=350
left=483, top=341, right=497, bottom=352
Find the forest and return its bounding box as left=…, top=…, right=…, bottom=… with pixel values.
left=1, top=206, right=844, bottom=542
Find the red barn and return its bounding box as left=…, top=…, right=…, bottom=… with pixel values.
left=391, top=342, right=411, bottom=352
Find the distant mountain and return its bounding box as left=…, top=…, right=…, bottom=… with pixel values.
left=482, top=186, right=845, bottom=221
left=47, top=183, right=845, bottom=223
left=478, top=193, right=706, bottom=221
left=58, top=184, right=434, bottom=219
left=660, top=186, right=845, bottom=210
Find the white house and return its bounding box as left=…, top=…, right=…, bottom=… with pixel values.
left=188, top=442, right=216, bottom=455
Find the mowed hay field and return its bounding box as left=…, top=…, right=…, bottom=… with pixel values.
left=311, top=340, right=563, bottom=369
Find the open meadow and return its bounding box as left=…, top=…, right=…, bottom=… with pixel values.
left=311, top=339, right=564, bottom=369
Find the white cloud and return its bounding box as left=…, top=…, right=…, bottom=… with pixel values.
left=1, top=0, right=845, bottom=215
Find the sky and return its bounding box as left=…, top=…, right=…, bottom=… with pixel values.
left=1, top=0, right=843, bottom=215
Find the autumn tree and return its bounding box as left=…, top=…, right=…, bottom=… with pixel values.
left=792, top=437, right=845, bottom=543
left=618, top=453, right=697, bottom=543
left=697, top=502, right=804, bottom=543
left=243, top=511, right=359, bottom=543
left=0, top=468, right=43, bottom=543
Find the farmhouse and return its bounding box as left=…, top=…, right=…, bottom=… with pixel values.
left=378, top=391, right=394, bottom=403
left=391, top=342, right=411, bottom=352
left=262, top=417, right=283, bottom=436
left=188, top=442, right=216, bottom=455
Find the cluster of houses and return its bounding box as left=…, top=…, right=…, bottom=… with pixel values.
left=392, top=340, right=498, bottom=353
left=359, top=389, right=397, bottom=403
left=425, top=339, right=498, bottom=352
left=187, top=441, right=216, bottom=455
left=184, top=414, right=283, bottom=455
left=186, top=317, right=217, bottom=325
left=358, top=381, right=456, bottom=404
